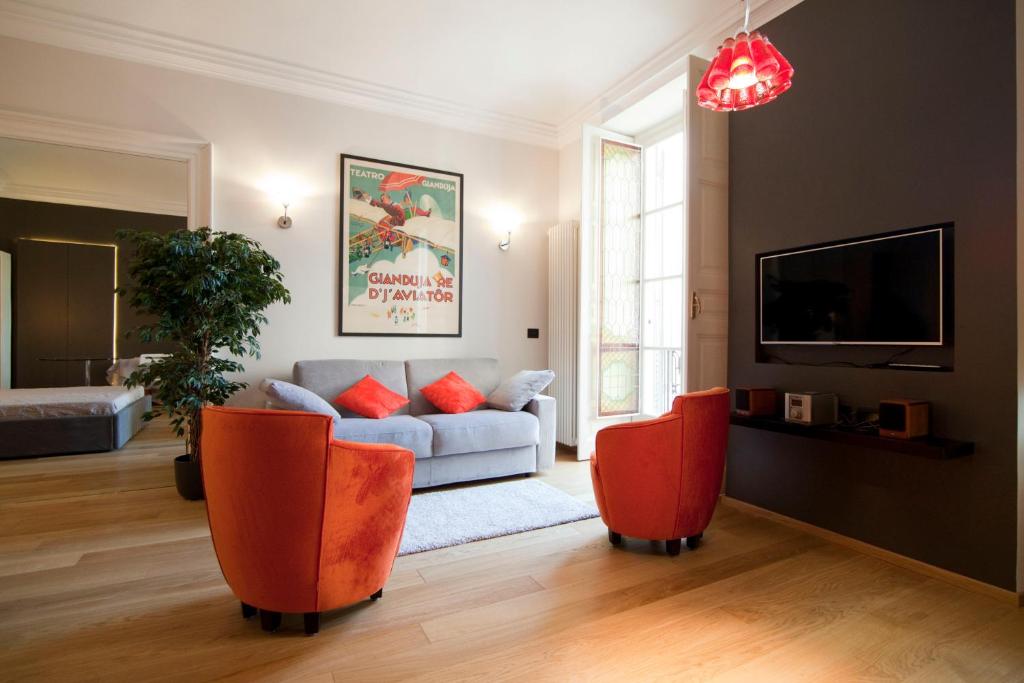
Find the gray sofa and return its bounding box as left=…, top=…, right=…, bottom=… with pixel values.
left=292, top=358, right=555, bottom=488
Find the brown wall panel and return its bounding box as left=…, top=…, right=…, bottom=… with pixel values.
left=14, top=240, right=69, bottom=387
left=0, top=197, right=185, bottom=371
left=67, top=243, right=116, bottom=385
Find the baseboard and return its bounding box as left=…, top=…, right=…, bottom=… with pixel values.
left=720, top=496, right=1023, bottom=607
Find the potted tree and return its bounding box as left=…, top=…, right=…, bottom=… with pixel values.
left=118, top=228, right=290, bottom=500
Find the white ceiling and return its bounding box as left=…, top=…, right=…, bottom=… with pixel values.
left=0, top=0, right=799, bottom=146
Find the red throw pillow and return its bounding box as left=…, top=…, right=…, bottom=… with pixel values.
left=335, top=375, right=410, bottom=419
left=420, top=371, right=487, bottom=414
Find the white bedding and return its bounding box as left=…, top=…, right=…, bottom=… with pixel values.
left=0, top=386, right=146, bottom=420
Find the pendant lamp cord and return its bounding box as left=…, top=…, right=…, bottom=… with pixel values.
left=743, top=0, right=751, bottom=33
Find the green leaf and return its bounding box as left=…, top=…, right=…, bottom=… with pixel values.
left=117, top=228, right=291, bottom=462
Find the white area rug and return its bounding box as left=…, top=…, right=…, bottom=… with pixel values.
left=398, top=479, right=599, bottom=555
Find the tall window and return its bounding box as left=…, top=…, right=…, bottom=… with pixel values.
left=640, top=131, right=685, bottom=416
left=598, top=139, right=642, bottom=416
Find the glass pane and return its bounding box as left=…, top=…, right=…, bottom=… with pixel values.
left=600, top=349, right=640, bottom=416
left=644, top=142, right=660, bottom=211
left=643, top=280, right=664, bottom=347
left=641, top=348, right=680, bottom=416
left=643, top=211, right=663, bottom=279
left=641, top=349, right=666, bottom=416
left=662, top=276, right=683, bottom=349
left=599, top=139, right=641, bottom=416
left=661, top=204, right=684, bottom=278
left=660, top=132, right=684, bottom=207
left=644, top=131, right=685, bottom=211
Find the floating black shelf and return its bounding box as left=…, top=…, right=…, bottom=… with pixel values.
left=729, top=413, right=974, bottom=459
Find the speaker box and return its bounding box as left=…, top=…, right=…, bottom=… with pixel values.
left=734, top=387, right=776, bottom=416
left=784, top=392, right=838, bottom=426
left=879, top=399, right=930, bottom=439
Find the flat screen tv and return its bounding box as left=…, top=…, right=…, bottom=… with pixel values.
left=759, top=225, right=951, bottom=346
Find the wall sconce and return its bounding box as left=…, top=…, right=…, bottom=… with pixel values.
left=492, top=206, right=521, bottom=252
left=277, top=203, right=292, bottom=229
left=261, top=174, right=302, bottom=229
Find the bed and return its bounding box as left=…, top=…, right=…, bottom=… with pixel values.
left=0, top=386, right=152, bottom=459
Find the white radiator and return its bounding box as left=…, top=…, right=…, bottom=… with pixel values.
left=547, top=221, right=579, bottom=446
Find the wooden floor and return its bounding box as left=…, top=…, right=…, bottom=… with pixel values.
left=2, top=421, right=1023, bottom=682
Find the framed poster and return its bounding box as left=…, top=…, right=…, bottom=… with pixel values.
left=339, top=154, right=463, bottom=336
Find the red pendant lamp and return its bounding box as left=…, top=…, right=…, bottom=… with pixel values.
left=697, top=0, right=794, bottom=112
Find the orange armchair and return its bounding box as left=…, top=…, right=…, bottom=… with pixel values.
left=590, top=387, right=730, bottom=556
left=200, top=406, right=414, bottom=635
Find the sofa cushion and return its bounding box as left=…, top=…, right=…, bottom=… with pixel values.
left=294, top=360, right=410, bottom=417
left=260, top=379, right=342, bottom=431
left=417, top=409, right=539, bottom=457
left=420, top=371, right=487, bottom=414
left=335, top=375, right=410, bottom=419
left=487, top=369, right=555, bottom=412
left=333, top=415, right=433, bottom=460
left=405, top=358, right=500, bottom=416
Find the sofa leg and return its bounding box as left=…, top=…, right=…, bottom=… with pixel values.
left=608, top=529, right=622, bottom=546
left=686, top=532, right=703, bottom=550
left=241, top=602, right=257, bottom=619
left=666, top=539, right=682, bottom=556
left=370, top=588, right=383, bottom=601
left=259, top=609, right=282, bottom=633
left=303, top=612, right=321, bottom=636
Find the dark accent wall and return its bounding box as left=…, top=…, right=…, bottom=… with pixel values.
left=0, top=198, right=185, bottom=384
left=15, top=240, right=115, bottom=387
left=727, top=0, right=1017, bottom=588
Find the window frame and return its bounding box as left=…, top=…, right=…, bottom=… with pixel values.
left=638, top=123, right=686, bottom=417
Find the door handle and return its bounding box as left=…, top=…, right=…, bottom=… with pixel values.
left=690, top=291, right=703, bottom=319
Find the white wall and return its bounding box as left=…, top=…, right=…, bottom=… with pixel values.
left=0, top=36, right=556, bottom=404
left=0, top=137, right=188, bottom=215
left=558, top=138, right=581, bottom=223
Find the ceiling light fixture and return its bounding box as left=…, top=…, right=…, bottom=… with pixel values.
left=697, top=0, right=794, bottom=112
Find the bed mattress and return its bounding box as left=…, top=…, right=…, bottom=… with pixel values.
left=0, top=386, right=146, bottom=420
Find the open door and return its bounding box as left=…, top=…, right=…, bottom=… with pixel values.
left=683, top=55, right=729, bottom=391
left=576, top=124, right=640, bottom=459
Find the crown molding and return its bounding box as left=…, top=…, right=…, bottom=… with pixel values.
left=0, top=0, right=804, bottom=152
left=555, top=0, right=805, bottom=147
left=0, top=0, right=560, bottom=149
left=0, top=108, right=209, bottom=160
left=0, top=181, right=188, bottom=216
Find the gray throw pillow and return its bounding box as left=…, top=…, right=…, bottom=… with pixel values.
left=486, top=370, right=555, bottom=412
left=260, top=378, right=342, bottom=430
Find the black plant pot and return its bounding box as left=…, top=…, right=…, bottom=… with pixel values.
left=174, top=454, right=205, bottom=501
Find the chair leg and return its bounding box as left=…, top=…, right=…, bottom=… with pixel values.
left=241, top=602, right=257, bottom=619
left=371, top=588, right=383, bottom=601
left=304, top=612, right=321, bottom=636
left=608, top=529, right=622, bottom=546
left=666, top=539, right=682, bottom=556
left=259, top=609, right=282, bottom=633
left=686, top=532, right=703, bottom=550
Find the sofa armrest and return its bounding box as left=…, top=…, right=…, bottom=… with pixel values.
left=524, top=394, right=556, bottom=471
